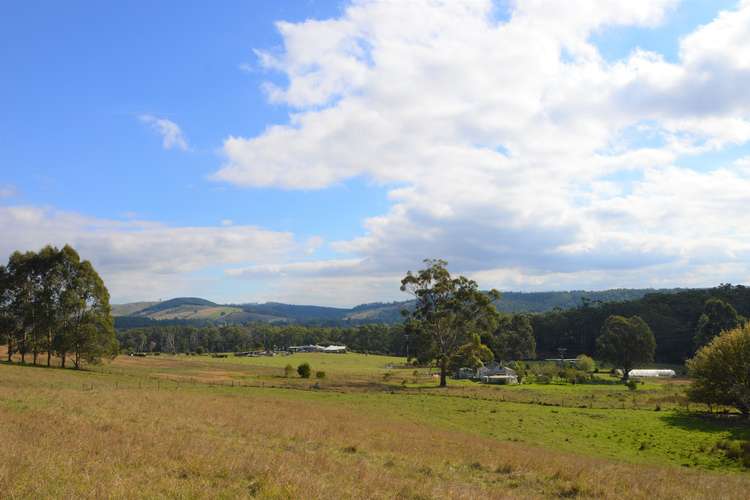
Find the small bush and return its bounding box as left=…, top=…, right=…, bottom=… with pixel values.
left=283, top=364, right=293, bottom=378
left=195, top=347, right=205, bottom=355
left=297, top=363, right=311, bottom=378
left=575, top=354, right=595, bottom=372
left=315, top=371, right=326, bottom=379
left=626, top=379, right=638, bottom=391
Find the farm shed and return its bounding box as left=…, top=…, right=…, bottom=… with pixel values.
left=323, top=345, right=347, bottom=353
left=480, top=374, right=519, bottom=385
left=628, top=369, right=676, bottom=378
left=289, top=345, right=325, bottom=353
left=477, top=362, right=516, bottom=379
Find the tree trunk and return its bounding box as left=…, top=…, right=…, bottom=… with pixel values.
left=6, top=338, right=12, bottom=362
left=439, top=358, right=447, bottom=387
left=60, top=351, right=66, bottom=368
left=47, top=329, right=52, bottom=367
left=33, top=350, right=38, bottom=365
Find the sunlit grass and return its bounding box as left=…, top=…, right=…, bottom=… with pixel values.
left=1, top=351, right=750, bottom=498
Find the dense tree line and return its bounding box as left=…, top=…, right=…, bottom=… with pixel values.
left=0, top=245, right=117, bottom=368
left=531, top=284, right=750, bottom=363
left=117, top=323, right=408, bottom=356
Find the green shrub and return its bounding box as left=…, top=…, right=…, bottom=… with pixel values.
left=575, top=354, right=595, bottom=372
left=315, top=371, right=326, bottom=379
left=284, top=364, right=293, bottom=378
left=297, top=363, right=311, bottom=378
left=626, top=379, right=638, bottom=391
left=195, top=346, right=205, bottom=355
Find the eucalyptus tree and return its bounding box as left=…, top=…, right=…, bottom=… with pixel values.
left=59, top=247, right=117, bottom=368
left=0, top=264, right=13, bottom=361
left=4, top=250, right=37, bottom=363
left=596, top=315, right=655, bottom=381
left=401, top=259, right=500, bottom=387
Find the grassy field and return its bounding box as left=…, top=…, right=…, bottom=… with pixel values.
left=1, top=351, right=749, bottom=498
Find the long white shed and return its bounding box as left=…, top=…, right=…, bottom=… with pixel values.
left=628, top=369, right=676, bottom=378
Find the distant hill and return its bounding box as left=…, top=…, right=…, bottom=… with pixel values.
left=138, top=297, right=217, bottom=315
left=112, top=288, right=685, bottom=327
left=111, top=301, right=158, bottom=317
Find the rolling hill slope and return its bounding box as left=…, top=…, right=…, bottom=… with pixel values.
left=113, top=288, right=684, bottom=326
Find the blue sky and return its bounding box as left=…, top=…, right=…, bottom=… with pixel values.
left=3, top=1, right=750, bottom=305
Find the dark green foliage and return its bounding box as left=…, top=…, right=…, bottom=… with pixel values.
left=694, top=298, right=743, bottom=349
left=532, top=284, right=750, bottom=364
left=1, top=245, right=117, bottom=368
left=297, top=362, right=311, bottom=378
left=315, top=370, right=326, bottom=379
left=488, top=314, right=536, bottom=362
left=596, top=315, right=655, bottom=380
left=116, top=322, right=408, bottom=357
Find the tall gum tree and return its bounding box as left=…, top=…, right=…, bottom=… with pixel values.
left=401, top=259, right=500, bottom=387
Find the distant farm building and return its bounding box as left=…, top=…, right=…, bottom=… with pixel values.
left=454, top=362, right=518, bottom=384
left=288, top=344, right=347, bottom=353
left=628, top=369, right=676, bottom=378
left=289, top=345, right=325, bottom=353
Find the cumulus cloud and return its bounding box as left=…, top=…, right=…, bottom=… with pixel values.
left=139, top=114, right=189, bottom=151
left=209, top=0, right=750, bottom=301
left=0, top=206, right=295, bottom=302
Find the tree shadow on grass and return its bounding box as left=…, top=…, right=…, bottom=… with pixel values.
left=0, top=359, right=91, bottom=372
left=661, top=410, right=750, bottom=440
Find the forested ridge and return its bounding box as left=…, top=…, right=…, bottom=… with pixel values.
left=115, top=284, right=750, bottom=364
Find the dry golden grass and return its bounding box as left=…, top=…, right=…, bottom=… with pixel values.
left=1, top=359, right=750, bottom=499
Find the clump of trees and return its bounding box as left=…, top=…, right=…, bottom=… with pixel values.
left=485, top=314, right=536, bottom=362
left=596, top=315, right=655, bottom=381
left=687, top=323, right=750, bottom=416
left=401, top=259, right=500, bottom=387
left=531, top=284, right=750, bottom=363
left=0, top=245, right=117, bottom=368
left=694, top=298, right=743, bottom=349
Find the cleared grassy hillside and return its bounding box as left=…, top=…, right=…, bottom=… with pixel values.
left=2, top=351, right=749, bottom=498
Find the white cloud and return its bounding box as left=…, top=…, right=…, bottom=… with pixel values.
left=0, top=184, right=17, bottom=198
left=207, top=0, right=750, bottom=301
left=0, top=206, right=295, bottom=303
left=139, top=114, right=189, bottom=151
left=227, top=258, right=365, bottom=279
